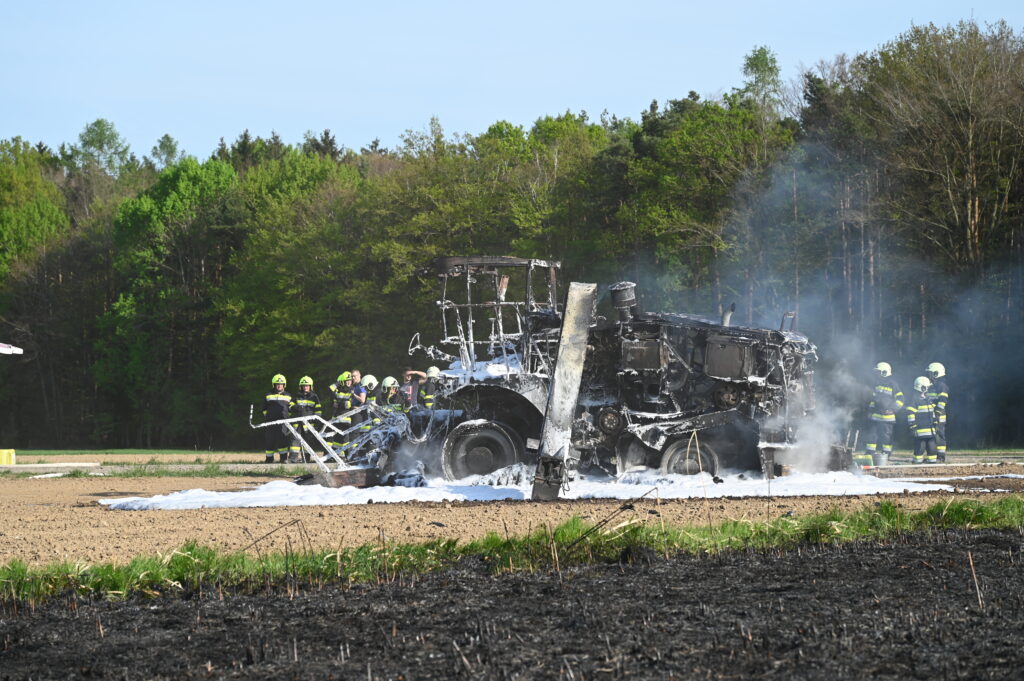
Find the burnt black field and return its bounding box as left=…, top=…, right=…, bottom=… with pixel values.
left=2, top=529, right=1023, bottom=680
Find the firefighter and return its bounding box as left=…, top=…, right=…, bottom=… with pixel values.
left=399, top=367, right=427, bottom=411
left=860, top=362, right=904, bottom=468
left=906, top=375, right=939, bottom=463
left=380, top=376, right=404, bottom=412
left=262, top=374, right=293, bottom=463
left=926, top=362, right=949, bottom=462
left=420, top=366, right=441, bottom=409
left=359, top=374, right=380, bottom=431
left=288, top=376, right=322, bottom=463
left=326, top=371, right=355, bottom=455
left=329, top=371, right=355, bottom=420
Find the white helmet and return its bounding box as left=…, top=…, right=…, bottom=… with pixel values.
left=913, top=375, right=932, bottom=393
left=426, top=366, right=441, bottom=379
left=927, top=362, right=945, bottom=379
left=362, top=374, right=378, bottom=391
left=875, top=362, right=892, bottom=377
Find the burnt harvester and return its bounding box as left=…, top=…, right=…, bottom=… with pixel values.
left=409, top=257, right=847, bottom=497
left=256, top=256, right=848, bottom=496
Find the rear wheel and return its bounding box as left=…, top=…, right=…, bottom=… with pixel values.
left=659, top=437, right=720, bottom=476
left=442, top=421, right=524, bottom=480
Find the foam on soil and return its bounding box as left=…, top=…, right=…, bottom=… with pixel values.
left=100, top=466, right=955, bottom=510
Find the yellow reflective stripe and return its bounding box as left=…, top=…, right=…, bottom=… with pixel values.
left=265, top=394, right=290, bottom=401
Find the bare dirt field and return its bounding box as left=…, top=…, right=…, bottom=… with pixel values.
left=3, top=462, right=1023, bottom=566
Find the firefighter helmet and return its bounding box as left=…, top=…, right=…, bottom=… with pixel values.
left=426, top=366, right=441, bottom=379
left=299, top=375, right=314, bottom=387
left=927, top=362, right=945, bottom=379
left=875, top=362, right=892, bottom=377
left=337, top=371, right=352, bottom=383
left=382, top=376, right=399, bottom=389
left=362, top=374, right=378, bottom=391
left=913, top=375, right=931, bottom=393
left=271, top=373, right=287, bottom=386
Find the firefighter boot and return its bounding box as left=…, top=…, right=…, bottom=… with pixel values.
left=854, top=451, right=874, bottom=469
left=278, top=451, right=288, bottom=464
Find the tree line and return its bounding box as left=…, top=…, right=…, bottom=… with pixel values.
left=2, top=20, right=1023, bottom=449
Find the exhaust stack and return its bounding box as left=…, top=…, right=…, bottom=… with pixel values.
left=609, top=281, right=640, bottom=322
left=606, top=280, right=638, bottom=323
left=721, top=302, right=736, bottom=327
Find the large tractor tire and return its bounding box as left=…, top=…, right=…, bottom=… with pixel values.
left=441, top=421, right=525, bottom=480
left=659, top=437, right=720, bottom=476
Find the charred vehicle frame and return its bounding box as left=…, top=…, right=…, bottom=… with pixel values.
left=252, top=256, right=849, bottom=494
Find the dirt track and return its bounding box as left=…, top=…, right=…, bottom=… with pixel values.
left=3, top=463, right=1024, bottom=566
left=2, top=528, right=1022, bottom=680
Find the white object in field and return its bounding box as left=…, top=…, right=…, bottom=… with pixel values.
left=98, top=470, right=959, bottom=510
left=531, top=281, right=598, bottom=500
left=0, top=343, right=24, bottom=355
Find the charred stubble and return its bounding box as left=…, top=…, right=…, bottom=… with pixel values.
left=2, top=528, right=1022, bottom=680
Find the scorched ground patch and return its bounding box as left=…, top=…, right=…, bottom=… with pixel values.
left=2, top=528, right=1021, bottom=680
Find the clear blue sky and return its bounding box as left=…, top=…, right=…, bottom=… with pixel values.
left=3, top=1, right=1021, bottom=158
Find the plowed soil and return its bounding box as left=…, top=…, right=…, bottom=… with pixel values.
left=2, top=528, right=1021, bottom=680
left=2, top=463, right=1023, bottom=566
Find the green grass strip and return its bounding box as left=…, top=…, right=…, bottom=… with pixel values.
left=3, top=495, right=1023, bottom=605
left=0, top=464, right=311, bottom=479
left=100, top=463, right=313, bottom=478
left=14, top=450, right=254, bottom=457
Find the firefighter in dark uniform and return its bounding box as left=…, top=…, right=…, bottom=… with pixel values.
left=262, top=374, right=293, bottom=463
left=329, top=371, right=354, bottom=418
left=907, top=375, right=939, bottom=463
left=359, top=374, right=380, bottom=431
left=380, top=376, right=404, bottom=412
left=860, top=362, right=904, bottom=467
left=926, top=362, right=949, bottom=462
left=288, top=375, right=322, bottom=462
left=420, top=366, right=441, bottom=409
left=327, top=371, right=354, bottom=455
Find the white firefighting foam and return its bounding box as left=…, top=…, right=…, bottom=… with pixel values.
left=99, top=466, right=954, bottom=510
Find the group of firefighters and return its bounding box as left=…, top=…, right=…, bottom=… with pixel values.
left=260, top=367, right=442, bottom=463
left=857, top=361, right=950, bottom=468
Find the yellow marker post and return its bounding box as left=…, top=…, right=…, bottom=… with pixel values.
left=0, top=449, right=15, bottom=465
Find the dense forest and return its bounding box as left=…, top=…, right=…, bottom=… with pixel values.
left=2, top=21, right=1023, bottom=449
